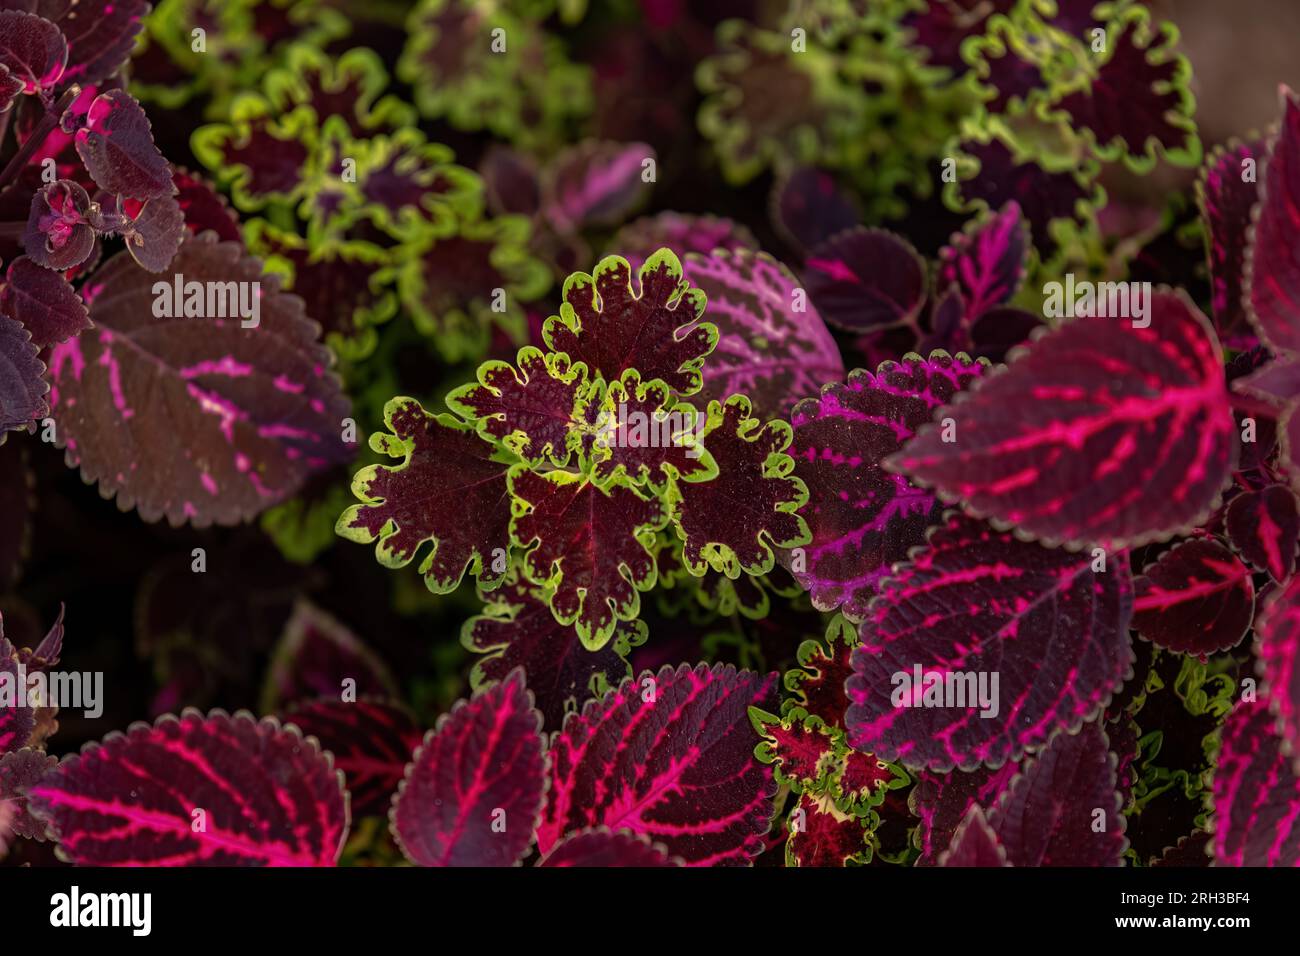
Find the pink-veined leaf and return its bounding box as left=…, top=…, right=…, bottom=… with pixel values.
left=0, top=746, right=56, bottom=840
left=0, top=254, right=90, bottom=348
left=938, top=805, right=1009, bottom=867
left=538, top=827, right=679, bottom=866
left=911, top=762, right=1019, bottom=866
left=890, top=290, right=1236, bottom=550
left=18, top=0, right=148, bottom=86
left=685, top=248, right=844, bottom=421
left=0, top=312, right=46, bottom=432
left=73, top=90, right=174, bottom=202
left=786, top=353, right=987, bottom=621
left=510, top=467, right=667, bottom=650
left=0, top=9, right=65, bottom=94
left=338, top=397, right=513, bottom=593
left=1132, top=538, right=1254, bottom=655
left=173, top=168, right=242, bottom=243
left=538, top=662, right=778, bottom=866
left=803, top=227, right=926, bottom=333
left=285, top=698, right=422, bottom=819
left=543, top=248, right=715, bottom=396
left=462, top=569, right=643, bottom=732
left=1256, top=576, right=1300, bottom=770
left=24, top=179, right=94, bottom=270
left=750, top=706, right=844, bottom=794
left=1246, top=87, right=1300, bottom=355
left=445, top=346, right=590, bottom=468
left=261, top=598, right=399, bottom=713
left=936, top=202, right=1029, bottom=320
left=1227, top=485, right=1299, bottom=582
left=669, top=394, right=809, bottom=577
left=390, top=669, right=546, bottom=867
left=49, top=234, right=352, bottom=526
left=1199, top=138, right=1264, bottom=339
left=1212, top=699, right=1300, bottom=866
left=845, top=512, right=1135, bottom=772
left=783, top=614, right=857, bottom=726
left=542, top=140, right=655, bottom=232
left=27, top=709, right=349, bottom=866
left=988, top=722, right=1127, bottom=866
left=121, top=192, right=185, bottom=273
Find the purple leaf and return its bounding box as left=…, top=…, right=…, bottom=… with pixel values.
left=988, top=722, right=1127, bottom=866
left=1132, top=538, right=1254, bottom=655
left=0, top=312, right=46, bottom=433
left=845, top=512, right=1134, bottom=771
left=538, top=662, right=778, bottom=866
left=121, top=192, right=185, bottom=273
left=542, top=140, right=655, bottom=232
left=480, top=146, right=541, bottom=218
left=173, top=168, right=242, bottom=243
left=0, top=439, right=33, bottom=589
left=48, top=234, right=352, bottom=526
left=1226, top=485, right=1299, bottom=582
left=27, top=709, right=349, bottom=865
left=391, top=670, right=546, bottom=867
left=803, top=228, right=926, bottom=332
left=936, top=202, right=1029, bottom=320
left=1212, top=699, right=1300, bottom=866
left=0, top=746, right=56, bottom=840
left=891, top=291, right=1236, bottom=550
left=0, top=254, right=91, bottom=348
left=1256, top=576, right=1300, bottom=770
left=24, top=179, right=95, bottom=271
left=284, top=698, right=422, bottom=819
left=787, top=354, right=987, bottom=621
left=1199, top=139, right=1264, bottom=339
left=0, top=9, right=65, bottom=94
left=938, top=805, right=1009, bottom=866
left=609, top=211, right=759, bottom=275
left=956, top=139, right=1093, bottom=249
left=912, top=762, right=1018, bottom=865
left=685, top=248, right=844, bottom=421
left=771, top=167, right=860, bottom=254
left=73, top=89, right=174, bottom=202
left=538, top=828, right=678, bottom=866
left=33, top=0, right=149, bottom=86
left=261, top=599, right=399, bottom=713
left=1247, top=87, right=1300, bottom=356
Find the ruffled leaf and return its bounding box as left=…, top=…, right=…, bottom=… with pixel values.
left=538, top=662, right=778, bottom=865
left=891, top=291, right=1235, bottom=550
left=784, top=614, right=858, bottom=726
left=391, top=669, right=546, bottom=867
left=750, top=706, right=845, bottom=794
left=784, top=791, right=871, bottom=867
left=846, top=512, right=1135, bottom=772
left=28, top=709, right=349, bottom=866
left=0, top=9, right=65, bottom=94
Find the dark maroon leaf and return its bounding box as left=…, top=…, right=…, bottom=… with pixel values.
left=803, top=227, right=925, bottom=333
left=24, top=179, right=95, bottom=271
left=0, top=254, right=91, bottom=348
left=957, top=138, right=1093, bottom=249
left=1199, top=138, right=1264, bottom=338
left=537, top=662, right=778, bottom=866
left=846, top=513, right=1135, bottom=771
left=1212, top=699, right=1300, bottom=866
left=542, top=140, right=655, bottom=232
left=121, top=192, right=185, bottom=272
left=173, top=168, right=242, bottom=243
left=285, top=698, right=422, bottom=818
left=0, top=62, right=21, bottom=112
left=48, top=234, right=352, bottom=526
left=901, top=0, right=1015, bottom=73
left=538, top=828, right=678, bottom=866
left=391, top=670, right=546, bottom=867
left=912, top=762, right=1018, bottom=865
left=787, top=353, right=987, bottom=621
left=73, top=89, right=174, bottom=202
left=27, top=709, right=349, bottom=865
left=609, top=211, right=759, bottom=273
left=1132, top=538, right=1254, bottom=654
left=988, top=722, right=1127, bottom=866
left=1246, top=87, right=1300, bottom=355
left=511, top=467, right=667, bottom=649
left=1227, top=485, right=1299, bottom=582
left=0, top=746, right=55, bottom=839
left=0, top=9, right=65, bottom=93
left=463, top=570, right=641, bottom=732
left=892, top=291, right=1236, bottom=550
left=0, top=312, right=46, bottom=432
left=589, top=370, right=713, bottom=492
left=261, top=599, right=399, bottom=713
left=0, top=439, right=32, bottom=589
left=685, top=248, right=844, bottom=421
left=544, top=249, right=715, bottom=396
left=771, top=166, right=860, bottom=254
left=936, top=202, right=1028, bottom=320
left=938, top=805, right=1009, bottom=866
left=1256, top=575, right=1300, bottom=769
left=480, top=146, right=541, bottom=218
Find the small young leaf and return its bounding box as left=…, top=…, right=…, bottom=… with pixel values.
left=1212, top=700, right=1300, bottom=866
left=24, top=180, right=95, bottom=271
left=73, top=90, right=174, bottom=202
left=1132, top=538, right=1254, bottom=655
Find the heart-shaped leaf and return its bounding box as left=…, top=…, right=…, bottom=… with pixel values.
left=537, top=662, right=778, bottom=866
left=73, top=89, right=174, bottom=202
left=787, top=353, right=987, bottom=622
left=543, top=249, right=715, bottom=396
left=891, top=291, right=1235, bottom=550
left=1212, top=700, right=1300, bottom=866
left=1132, top=538, right=1254, bottom=654
left=49, top=235, right=352, bottom=526
left=391, top=669, right=546, bottom=867
left=803, top=228, right=926, bottom=333
left=339, top=398, right=513, bottom=594
left=27, top=709, right=349, bottom=866
left=845, top=513, right=1134, bottom=771
left=0, top=255, right=91, bottom=348
left=685, top=248, right=845, bottom=421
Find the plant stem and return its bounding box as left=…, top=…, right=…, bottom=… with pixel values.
left=0, top=84, right=82, bottom=193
